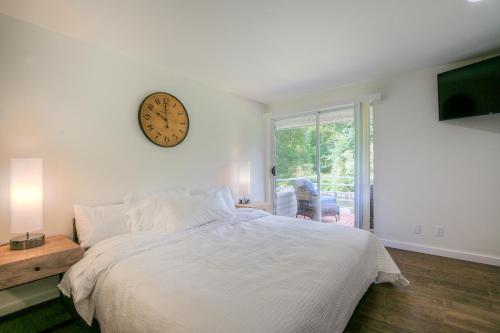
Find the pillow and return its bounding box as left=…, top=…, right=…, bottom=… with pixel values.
left=124, top=190, right=189, bottom=232
left=165, top=191, right=236, bottom=233
left=124, top=190, right=235, bottom=233
left=73, top=204, right=129, bottom=249
left=191, top=186, right=235, bottom=212
left=123, top=188, right=189, bottom=232
left=123, top=187, right=189, bottom=208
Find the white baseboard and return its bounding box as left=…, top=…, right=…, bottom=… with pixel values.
left=0, top=277, right=60, bottom=317
left=380, top=239, right=500, bottom=267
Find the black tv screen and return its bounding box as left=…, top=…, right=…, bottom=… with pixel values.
left=438, top=55, right=500, bottom=121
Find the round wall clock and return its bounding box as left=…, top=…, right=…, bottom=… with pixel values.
left=138, top=92, right=189, bottom=147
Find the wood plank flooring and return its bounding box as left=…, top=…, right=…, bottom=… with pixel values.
left=0, top=248, right=498, bottom=332
left=345, top=248, right=500, bottom=333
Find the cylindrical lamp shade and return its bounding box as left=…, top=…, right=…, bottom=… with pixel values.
left=239, top=161, right=251, bottom=198
left=10, top=158, right=43, bottom=234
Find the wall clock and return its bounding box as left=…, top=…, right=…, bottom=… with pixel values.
left=138, top=92, right=189, bottom=147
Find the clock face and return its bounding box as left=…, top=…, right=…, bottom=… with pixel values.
left=138, top=92, right=189, bottom=147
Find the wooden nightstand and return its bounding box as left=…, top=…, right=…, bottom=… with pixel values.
left=0, top=235, right=83, bottom=291
left=235, top=201, right=272, bottom=213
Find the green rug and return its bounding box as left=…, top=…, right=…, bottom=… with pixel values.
left=0, top=298, right=100, bottom=333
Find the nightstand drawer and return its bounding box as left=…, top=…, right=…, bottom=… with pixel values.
left=0, top=236, right=83, bottom=290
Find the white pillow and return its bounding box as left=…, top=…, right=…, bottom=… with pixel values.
left=124, top=190, right=235, bottom=233
left=124, top=189, right=189, bottom=232
left=166, top=192, right=236, bottom=233
left=123, top=187, right=189, bottom=208
left=191, top=186, right=235, bottom=212
left=123, top=188, right=189, bottom=232
left=73, top=204, right=129, bottom=249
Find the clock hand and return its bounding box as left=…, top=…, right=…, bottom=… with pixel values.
left=163, top=104, right=169, bottom=126
left=156, top=112, right=169, bottom=128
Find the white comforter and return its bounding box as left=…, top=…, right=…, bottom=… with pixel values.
left=60, top=210, right=408, bottom=333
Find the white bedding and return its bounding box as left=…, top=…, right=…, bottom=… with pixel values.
left=60, top=209, right=408, bottom=333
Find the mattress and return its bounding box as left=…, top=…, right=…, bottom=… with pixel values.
left=60, top=209, right=407, bottom=333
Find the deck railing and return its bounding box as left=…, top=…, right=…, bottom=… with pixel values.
left=275, top=175, right=355, bottom=199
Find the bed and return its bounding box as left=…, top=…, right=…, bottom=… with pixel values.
left=60, top=206, right=407, bottom=333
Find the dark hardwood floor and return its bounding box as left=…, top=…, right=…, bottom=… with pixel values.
left=1, top=248, right=499, bottom=332
left=345, top=248, right=500, bottom=333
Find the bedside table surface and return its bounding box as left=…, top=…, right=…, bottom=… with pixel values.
left=0, top=235, right=80, bottom=266
left=235, top=201, right=270, bottom=207
left=235, top=201, right=272, bottom=213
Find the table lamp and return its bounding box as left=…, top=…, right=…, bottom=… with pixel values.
left=238, top=161, right=251, bottom=204
left=9, top=158, right=45, bottom=250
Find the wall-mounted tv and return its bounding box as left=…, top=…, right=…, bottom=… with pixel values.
left=438, top=55, right=500, bottom=121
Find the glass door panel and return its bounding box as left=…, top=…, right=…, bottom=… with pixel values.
left=318, top=109, right=356, bottom=227
left=274, top=114, right=320, bottom=221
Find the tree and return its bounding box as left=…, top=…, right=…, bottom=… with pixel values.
left=275, top=120, right=355, bottom=193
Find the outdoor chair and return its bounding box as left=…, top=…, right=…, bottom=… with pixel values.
left=293, top=179, right=340, bottom=221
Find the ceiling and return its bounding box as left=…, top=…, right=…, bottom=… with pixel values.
left=1, top=0, right=500, bottom=103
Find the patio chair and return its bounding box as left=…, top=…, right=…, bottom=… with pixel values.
left=293, top=179, right=340, bottom=221
left=276, top=190, right=298, bottom=217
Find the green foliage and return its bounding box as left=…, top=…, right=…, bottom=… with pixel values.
left=275, top=121, right=355, bottom=193
left=275, top=127, right=316, bottom=179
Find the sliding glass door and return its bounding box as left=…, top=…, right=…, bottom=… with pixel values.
left=272, top=104, right=372, bottom=228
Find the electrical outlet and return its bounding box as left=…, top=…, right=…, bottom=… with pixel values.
left=414, top=224, right=422, bottom=234
left=434, top=225, right=445, bottom=237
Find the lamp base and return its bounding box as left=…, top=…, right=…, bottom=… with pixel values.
left=239, top=198, right=250, bottom=204
left=10, top=233, right=45, bottom=250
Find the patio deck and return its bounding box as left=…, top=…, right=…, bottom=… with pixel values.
left=296, top=212, right=355, bottom=227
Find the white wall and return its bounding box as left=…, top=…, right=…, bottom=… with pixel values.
left=267, top=57, right=500, bottom=266
left=0, top=14, right=265, bottom=314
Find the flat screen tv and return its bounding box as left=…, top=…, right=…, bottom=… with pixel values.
left=438, top=55, right=500, bottom=121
